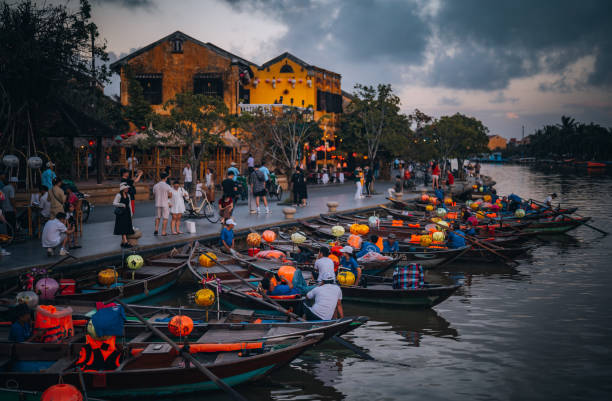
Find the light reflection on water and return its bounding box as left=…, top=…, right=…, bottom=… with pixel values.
left=163, top=164, right=612, bottom=401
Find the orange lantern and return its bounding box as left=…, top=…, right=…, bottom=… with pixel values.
left=347, top=234, right=362, bottom=249
left=357, top=224, right=369, bottom=236
left=349, top=224, right=360, bottom=235
left=246, top=232, right=261, bottom=247
left=430, top=197, right=438, bottom=205
left=262, top=230, right=276, bottom=243
left=391, top=220, right=403, bottom=226
left=421, top=194, right=429, bottom=202
left=444, top=197, right=453, bottom=205
left=329, top=254, right=340, bottom=272
left=168, top=315, right=194, bottom=337
left=41, top=384, right=83, bottom=401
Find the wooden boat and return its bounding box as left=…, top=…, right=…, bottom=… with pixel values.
left=54, top=246, right=190, bottom=303
left=0, top=333, right=322, bottom=398
left=522, top=216, right=590, bottom=234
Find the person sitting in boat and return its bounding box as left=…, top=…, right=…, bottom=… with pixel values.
left=382, top=233, right=399, bottom=253
left=260, top=273, right=300, bottom=296
left=9, top=304, right=35, bottom=343
left=304, top=279, right=344, bottom=321
left=315, top=247, right=336, bottom=283
left=219, top=219, right=236, bottom=252
left=434, top=187, right=445, bottom=201
left=490, top=188, right=499, bottom=203
left=356, top=235, right=382, bottom=259
left=545, top=193, right=557, bottom=207
left=448, top=224, right=467, bottom=249
left=339, top=246, right=361, bottom=284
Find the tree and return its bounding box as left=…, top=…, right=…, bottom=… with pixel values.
left=341, top=84, right=402, bottom=167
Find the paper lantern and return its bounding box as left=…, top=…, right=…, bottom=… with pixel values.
left=331, top=225, right=345, bottom=237
left=483, top=194, right=492, bottom=202
left=444, top=197, right=453, bottom=205
left=470, top=203, right=479, bottom=211
left=350, top=224, right=360, bottom=235
left=436, top=208, right=447, bottom=217
left=368, top=216, right=380, bottom=228
left=16, top=291, right=39, bottom=309
left=36, top=278, right=59, bottom=300
left=329, top=254, right=340, bottom=269
left=431, top=217, right=442, bottom=223
left=168, top=315, right=194, bottom=336
left=199, top=252, right=217, bottom=267
left=466, top=200, right=473, bottom=208
left=421, top=194, right=429, bottom=202
left=472, top=184, right=478, bottom=190
left=438, top=221, right=449, bottom=228
left=430, top=197, right=438, bottom=205
left=432, top=231, right=445, bottom=242
left=515, top=209, right=526, bottom=218
left=2, top=154, right=19, bottom=168
left=479, top=187, right=484, bottom=192
left=247, top=232, right=261, bottom=247
left=27, top=156, right=43, bottom=169
left=262, top=230, right=276, bottom=243
left=41, top=384, right=83, bottom=401
left=357, top=224, right=369, bottom=236
left=195, top=288, right=215, bottom=306
left=291, top=232, right=306, bottom=244
left=420, top=235, right=432, bottom=247
left=425, top=205, right=434, bottom=212
left=337, top=271, right=356, bottom=286
left=347, top=234, right=362, bottom=249
left=98, top=269, right=118, bottom=286
left=126, top=254, right=144, bottom=270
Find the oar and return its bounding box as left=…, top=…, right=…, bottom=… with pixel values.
left=199, top=249, right=375, bottom=360
left=528, top=198, right=608, bottom=236
left=114, top=299, right=250, bottom=401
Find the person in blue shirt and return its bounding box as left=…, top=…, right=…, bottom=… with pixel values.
left=261, top=274, right=300, bottom=296
left=41, top=162, right=57, bottom=192
left=259, top=161, right=270, bottom=182
left=9, top=304, right=33, bottom=343
left=227, top=162, right=240, bottom=182
left=382, top=233, right=399, bottom=253
left=434, top=188, right=444, bottom=201
left=339, top=246, right=361, bottom=284
left=219, top=218, right=236, bottom=252
left=356, top=235, right=381, bottom=258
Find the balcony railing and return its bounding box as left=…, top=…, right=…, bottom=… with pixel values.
left=239, top=104, right=311, bottom=114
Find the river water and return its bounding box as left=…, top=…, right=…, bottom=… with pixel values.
left=166, top=164, right=612, bottom=401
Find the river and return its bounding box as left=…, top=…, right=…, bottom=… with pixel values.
left=163, top=164, right=612, bottom=401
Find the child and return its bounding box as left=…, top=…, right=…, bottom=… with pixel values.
left=218, top=194, right=234, bottom=224
left=195, top=180, right=203, bottom=203
left=64, top=203, right=80, bottom=249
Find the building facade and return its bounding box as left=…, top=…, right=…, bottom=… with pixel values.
left=487, top=134, right=508, bottom=150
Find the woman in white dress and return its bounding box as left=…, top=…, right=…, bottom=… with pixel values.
left=169, top=180, right=188, bottom=234
left=354, top=168, right=364, bottom=199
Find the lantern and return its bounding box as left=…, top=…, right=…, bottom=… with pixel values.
left=329, top=254, right=340, bottom=269
left=472, top=184, right=478, bottom=190
left=291, top=232, right=306, bottom=244
left=483, top=194, right=492, bottom=202
left=515, top=209, right=526, bottom=218
left=16, top=291, right=39, bottom=309
left=436, top=208, right=447, bottom=217
left=195, top=288, right=215, bottom=307
left=98, top=269, right=118, bottom=286
left=41, top=384, right=83, bottom=401
left=36, top=278, right=59, bottom=300
left=430, top=197, right=438, bottom=205
left=2, top=154, right=19, bottom=168
left=337, top=271, right=356, bottom=286
left=438, top=221, right=449, bottom=229
left=246, top=232, right=261, bottom=247
left=347, top=234, right=362, bottom=249
left=431, top=217, right=442, bottom=223
left=470, top=203, right=479, bottom=211
left=420, top=235, right=432, bottom=247
left=357, top=224, right=369, bottom=236
left=479, top=186, right=484, bottom=192
left=421, top=194, right=429, bottom=202
left=199, top=252, right=217, bottom=267
left=350, top=224, right=360, bottom=235
left=432, top=231, right=445, bottom=242
left=262, top=230, right=276, bottom=243
left=444, top=197, right=453, bottom=205
left=126, top=254, right=144, bottom=270
left=466, top=200, right=473, bottom=208
left=331, top=225, right=345, bottom=237
left=27, top=156, right=43, bottom=169
left=368, top=216, right=380, bottom=228
left=425, top=205, right=434, bottom=212
left=168, top=315, right=194, bottom=336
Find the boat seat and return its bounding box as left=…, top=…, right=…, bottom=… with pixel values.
left=132, top=266, right=171, bottom=278
left=195, top=328, right=268, bottom=343
left=265, top=326, right=308, bottom=337
left=129, top=330, right=154, bottom=344
left=148, top=258, right=185, bottom=267
left=214, top=352, right=243, bottom=364
left=45, top=357, right=74, bottom=373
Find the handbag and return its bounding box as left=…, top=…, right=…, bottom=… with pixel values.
left=114, top=207, right=125, bottom=216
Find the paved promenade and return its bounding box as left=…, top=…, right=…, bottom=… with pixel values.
left=0, top=181, right=416, bottom=278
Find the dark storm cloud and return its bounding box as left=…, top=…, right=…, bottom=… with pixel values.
left=93, top=0, right=153, bottom=8
left=224, top=0, right=612, bottom=92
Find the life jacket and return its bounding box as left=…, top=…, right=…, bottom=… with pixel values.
left=34, top=305, right=74, bottom=343
left=77, top=335, right=121, bottom=372
left=375, top=237, right=384, bottom=252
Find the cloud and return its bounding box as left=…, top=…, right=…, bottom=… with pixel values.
left=505, top=112, right=519, bottom=120
left=489, top=92, right=519, bottom=104
left=93, top=0, right=154, bottom=8
left=439, top=96, right=461, bottom=106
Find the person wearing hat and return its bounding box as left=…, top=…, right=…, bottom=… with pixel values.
left=9, top=304, right=34, bottom=343
left=339, top=246, right=361, bottom=284
left=120, top=168, right=143, bottom=215
left=219, top=218, right=236, bottom=252
left=41, top=161, right=56, bottom=193
left=383, top=233, right=399, bottom=253
left=113, top=182, right=135, bottom=248
left=1, top=177, right=17, bottom=230
left=227, top=162, right=240, bottom=182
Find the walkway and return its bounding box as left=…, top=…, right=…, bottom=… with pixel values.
left=0, top=181, right=416, bottom=278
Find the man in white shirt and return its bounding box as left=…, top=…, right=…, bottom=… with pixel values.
left=127, top=156, right=138, bottom=171
left=545, top=193, right=557, bottom=207
left=153, top=173, right=172, bottom=236
left=305, top=281, right=343, bottom=320
left=314, top=247, right=336, bottom=282
left=182, top=165, right=193, bottom=193
left=247, top=154, right=255, bottom=174
left=42, top=212, right=73, bottom=256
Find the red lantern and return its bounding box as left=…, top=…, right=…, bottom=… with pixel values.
left=41, top=384, right=83, bottom=401
left=168, top=315, right=194, bottom=336
left=262, top=230, right=276, bottom=243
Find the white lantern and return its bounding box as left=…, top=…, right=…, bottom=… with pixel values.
left=2, top=154, right=19, bottom=168
left=306, top=79, right=312, bottom=87
left=368, top=216, right=380, bottom=228
left=27, top=156, right=43, bottom=169
left=272, top=79, right=276, bottom=88
left=331, top=225, right=345, bottom=237
left=291, top=232, right=306, bottom=244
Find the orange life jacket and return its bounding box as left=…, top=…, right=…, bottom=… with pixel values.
left=375, top=237, right=384, bottom=252
left=77, top=335, right=121, bottom=372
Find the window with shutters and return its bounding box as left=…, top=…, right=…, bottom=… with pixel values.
left=135, top=74, right=163, bottom=105
left=193, top=73, right=224, bottom=98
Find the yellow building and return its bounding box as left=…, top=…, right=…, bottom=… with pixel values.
left=487, top=134, right=507, bottom=150
left=243, top=52, right=342, bottom=143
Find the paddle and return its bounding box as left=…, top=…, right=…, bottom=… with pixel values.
left=197, top=247, right=375, bottom=361
left=528, top=197, right=608, bottom=236
left=115, top=298, right=250, bottom=401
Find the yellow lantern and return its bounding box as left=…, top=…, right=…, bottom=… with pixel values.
left=470, top=203, right=479, bottom=211
left=438, top=221, right=449, bottom=228
left=432, top=231, right=445, bottom=242
left=199, top=252, right=217, bottom=267
left=357, top=224, right=370, bottom=236
left=444, top=197, right=453, bottom=205
left=246, top=233, right=261, bottom=247
left=337, top=271, right=356, bottom=286
left=425, top=205, right=434, bottom=212
left=420, top=235, right=432, bottom=247
left=483, top=195, right=492, bottom=202
left=515, top=209, right=526, bottom=218
left=331, top=225, right=345, bottom=237
left=350, top=224, right=360, bottom=235
left=431, top=217, right=442, bottom=223
left=195, top=288, right=215, bottom=306
left=98, top=269, right=118, bottom=286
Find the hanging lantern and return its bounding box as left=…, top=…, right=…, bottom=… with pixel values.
left=126, top=254, right=144, bottom=270
left=2, top=154, right=19, bottom=168
left=246, top=232, right=262, bottom=247
left=199, top=252, right=217, bottom=267
left=421, top=194, right=429, bottom=202
left=168, top=315, right=194, bottom=337
left=337, top=271, right=356, bottom=286
left=306, top=79, right=312, bottom=87
left=432, top=231, right=445, bottom=242
left=436, top=208, right=447, bottom=218
left=27, top=156, right=43, bottom=169
left=420, top=235, right=432, bottom=247
left=291, top=232, right=306, bottom=244
left=444, top=197, right=453, bottom=205
left=425, top=205, right=434, bottom=212
left=331, top=225, right=345, bottom=237
left=357, top=224, right=369, bottom=236
left=97, top=269, right=118, bottom=287
left=438, top=221, right=449, bottom=228
left=195, top=288, right=215, bottom=306
left=36, top=278, right=59, bottom=300
left=41, top=383, right=83, bottom=401
left=262, top=230, right=276, bottom=243
left=368, top=216, right=380, bottom=228
left=16, top=291, right=39, bottom=309
left=515, top=209, right=526, bottom=218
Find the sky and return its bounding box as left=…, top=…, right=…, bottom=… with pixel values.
left=84, top=0, right=612, bottom=139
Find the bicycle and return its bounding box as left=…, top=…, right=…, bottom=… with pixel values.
left=184, top=190, right=219, bottom=223
left=267, top=173, right=283, bottom=201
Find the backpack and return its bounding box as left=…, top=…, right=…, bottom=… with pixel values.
left=392, top=264, right=424, bottom=289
